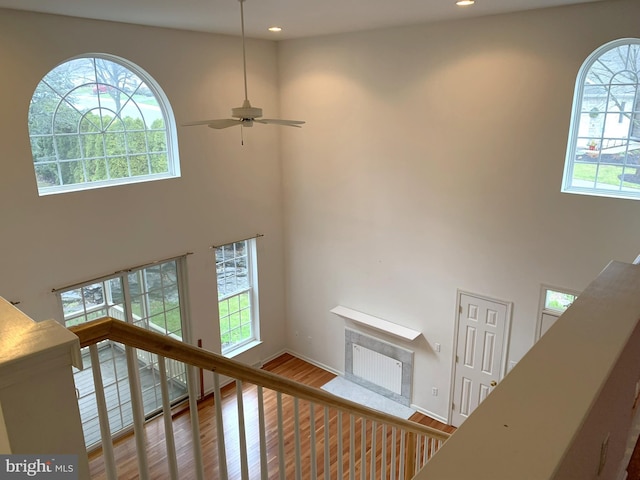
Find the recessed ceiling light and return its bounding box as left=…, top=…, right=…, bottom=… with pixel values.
left=268, top=26, right=282, bottom=32
left=456, top=0, right=475, bottom=5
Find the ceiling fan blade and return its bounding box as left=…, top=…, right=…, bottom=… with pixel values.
left=257, top=119, right=306, bottom=128
left=207, top=119, right=243, bottom=129
left=182, top=119, right=242, bottom=129
left=182, top=120, right=219, bottom=126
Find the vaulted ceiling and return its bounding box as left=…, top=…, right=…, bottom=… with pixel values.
left=0, top=0, right=607, bottom=39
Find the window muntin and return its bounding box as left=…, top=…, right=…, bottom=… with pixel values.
left=215, top=239, right=259, bottom=355
left=57, top=258, right=188, bottom=448
left=28, top=55, right=179, bottom=195
left=562, top=39, right=640, bottom=199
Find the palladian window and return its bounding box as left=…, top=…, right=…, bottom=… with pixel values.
left=28, top=54, right=180, bottom=195
left=562, top=39, right=640, bottom=200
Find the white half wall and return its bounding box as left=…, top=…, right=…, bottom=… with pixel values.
left=278, top=0, right=640, bottom=419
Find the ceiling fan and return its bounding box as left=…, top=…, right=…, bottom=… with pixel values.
left=183, top=0, right=305, bottom=130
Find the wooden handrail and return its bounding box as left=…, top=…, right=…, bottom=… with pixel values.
left=70, top=317, right=450, bottom=441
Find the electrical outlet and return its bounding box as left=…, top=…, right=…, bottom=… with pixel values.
left=434, top=343, right=441, bottom=352
left=432, top=387, right=438, bottom=396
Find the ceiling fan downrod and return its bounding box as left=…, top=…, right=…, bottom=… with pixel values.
left=239, top=0, right=249, bottom=103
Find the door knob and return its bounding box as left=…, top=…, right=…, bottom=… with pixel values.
left=490, top=380, right=497, bottom=387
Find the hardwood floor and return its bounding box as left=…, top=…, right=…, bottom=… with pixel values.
left=88, top=353, right=454, bottom=479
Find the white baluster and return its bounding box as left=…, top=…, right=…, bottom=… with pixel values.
left=277, top=392, right=285, bottom=480
left=294, top=398, right=302, bottom=480
left=324, top=406, right=330, bottom=480
left=257, top=386, right=268, bottom=480
left=158, top=356, right=178, bottom=480
left=125, top=345, right=149, bottom=480
left=89, top=345, right=117, bottom=480
left=309, top=403, right=317, bottom=479
left=350, top=415, right=356, bottom=480
left=422, top=436, right=428, bottom=466
left=381, top=424, right=387, bottom=480
left=408, top=432, right=417, bottom=478
left=337, top=410, right=343, bottom=480
left=391, top=428, right=397, bottom=480
left=361, top=419, right=366, bottom=480
left=398, top=431, right=405, bottom=480
left=213, top=373, right=228, bottom=480
left=186, top=364, right=205, bottom=480
left=370, top=421, right=377, bottom=480
left=236, top=381, right=249, bottom=479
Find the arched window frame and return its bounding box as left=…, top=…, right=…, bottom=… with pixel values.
left=28, top=53, right=180, bottom=196
left=562, top=38, right=640, bottom=200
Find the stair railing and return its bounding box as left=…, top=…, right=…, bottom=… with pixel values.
left=70, top=317, right=450, bottom=480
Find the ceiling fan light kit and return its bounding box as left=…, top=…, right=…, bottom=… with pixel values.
left=183, top=0, right=305, bottom=131
left=232, top=99, right=262, bottom=120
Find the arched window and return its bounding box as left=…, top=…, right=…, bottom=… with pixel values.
left=562, top=39, right=640, bottom=200
left=28, top=54, right=180, bottom=195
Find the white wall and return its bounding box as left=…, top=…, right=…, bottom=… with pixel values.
left=0, top=9, right=287, bottom=376
left=415, top=261, right=640, bottom=480
left=278, top=0, right=640, bottom=420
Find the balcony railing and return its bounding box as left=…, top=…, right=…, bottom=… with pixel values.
left=70, top=317, right=450, bottom=479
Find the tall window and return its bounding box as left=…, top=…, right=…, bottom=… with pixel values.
left=535, top=285, right=579, bottom=342
left=563, top=39, right=640, bottom=200
left=215, top=239, right=260, bottom=355
left=57, top=258, right=188, bottom=447
left=28, top=54, right=180, bottom=195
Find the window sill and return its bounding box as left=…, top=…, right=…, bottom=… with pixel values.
left=223, top=340, right=263, bottom=359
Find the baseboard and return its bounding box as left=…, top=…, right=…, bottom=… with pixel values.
left=200, top=349, right=342, bottom=398
left=258, top=348, right=289, bottom=368
left=282, top=349, right=343, bottom=377
left=411, top=404, right=449, bottom=425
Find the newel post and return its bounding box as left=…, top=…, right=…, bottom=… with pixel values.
left=0, top=298, right=89, bottom=477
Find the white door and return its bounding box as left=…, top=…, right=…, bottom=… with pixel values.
left=451, top=292, right=511, bottom=427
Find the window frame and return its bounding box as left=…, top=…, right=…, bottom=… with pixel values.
left=28, top=53, right=180, bottom=196
left=215, top=239, right=260, bottom=356
left=55, top=256, right=190, bottom=448
left=535, top=284, right=580, bottom=342
left=562, top=38, right=640, bottom=200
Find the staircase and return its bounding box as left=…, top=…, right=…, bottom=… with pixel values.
left=5, top=261, right=640, bottom=479
left=0, top=303, right=450, bottom=480
left=72, top=318, right=449, bottom=479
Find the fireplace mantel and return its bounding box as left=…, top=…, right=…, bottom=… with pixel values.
left=330, top=305, right=421, bottom=341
